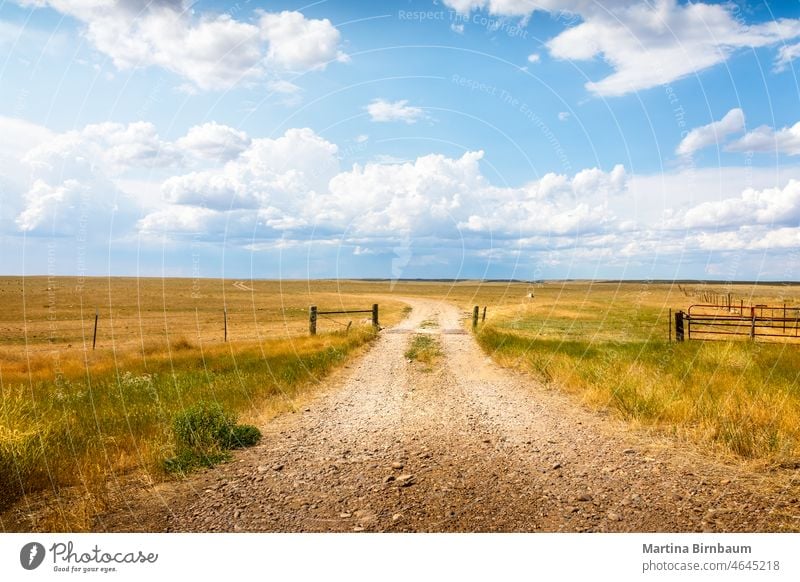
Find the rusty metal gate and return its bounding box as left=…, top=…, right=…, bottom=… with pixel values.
left=675, top=303, right=800, bottom=341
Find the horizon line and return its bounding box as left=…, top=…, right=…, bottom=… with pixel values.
left=2, top=275, right=800, bottom=286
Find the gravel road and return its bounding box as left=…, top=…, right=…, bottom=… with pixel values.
left=97, top=298, right=800, bottom=532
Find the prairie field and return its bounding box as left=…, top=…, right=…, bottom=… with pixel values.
left=473, top=280, right=800, bottom=464
left=1, top=276, right=800, bottom=530
left=0, top=276, right=409, bottom=529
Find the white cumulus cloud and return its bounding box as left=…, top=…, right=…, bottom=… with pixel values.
left=176, top=122, right=251, bottom=162
left=443, top=0, right=800, bottom=97
left=19, top=1, right=347, bottom=91
left=680, top=180, right=800, bottom=229
left=366, top=99, right=425, bottom=124
left=136, top=204, right=222, bottom=234
left=11, top=118, right=273, bottom=233
left=775, top=42, right=800, bottom=72
left=10, top=114, right=800, bottom=273
left=140, top=127, right=340, bottom=232
left=12, top=120, right=173, bottom=233
left=676, top=108, right=745, bottom=157
left=137, top=133, right=629, bottom=245
left=727, top=121, right=800, bottom=156
left=20, top=121, right=181, bottom=178
left=258, top=10, right=348, bottom=71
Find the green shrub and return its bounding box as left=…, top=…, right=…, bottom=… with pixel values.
left=172, top=401, right=236, bottom=452
left=225, top=424, right=261, bottom=449
left=164, top=401, right=261, bottom=474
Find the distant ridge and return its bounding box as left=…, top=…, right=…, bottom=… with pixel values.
left=350, top=278, right=800, bottom=285
left=356, top=278, right=530, bottom=283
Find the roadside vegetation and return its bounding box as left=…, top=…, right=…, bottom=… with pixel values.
left=0, top=276, right=415, bottom=530
left=405, top=334, right=442, bottom=371
left=0, top=327, right=378, bottom=528
left=164, top=400, right=262, bottom=474
left=474, top=281, right=800, bottom=464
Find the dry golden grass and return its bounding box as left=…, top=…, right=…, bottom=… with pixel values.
left=475, top=280, right=800, bottom=465
left=0, top=277, right=413, bottom=529
left=0, top=276, right=414, bottom=349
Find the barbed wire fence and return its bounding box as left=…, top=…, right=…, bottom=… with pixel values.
left=2, top=303, right=381, bottom=353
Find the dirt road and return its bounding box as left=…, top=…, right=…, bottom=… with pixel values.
left=98, top=298, right=799, bottom=532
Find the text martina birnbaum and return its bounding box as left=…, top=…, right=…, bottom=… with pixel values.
left=643, top=543, right=752, bottom=554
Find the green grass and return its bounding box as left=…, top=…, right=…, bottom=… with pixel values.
left=477, top=326, right=800, bottom=461
left=0, top=327, right=377, bottom=527
left=163, top=401, right=261, bottom=474
left=404, top=334, right=442, bottom=369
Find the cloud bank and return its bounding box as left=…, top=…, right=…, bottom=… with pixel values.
left=6, top=115, right=800, bottom=278
left=19, top=1, right=347, bottom=90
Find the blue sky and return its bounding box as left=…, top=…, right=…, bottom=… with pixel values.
left=2, top=0, right=800, bottom=280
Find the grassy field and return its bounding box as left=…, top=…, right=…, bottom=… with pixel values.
left=473, top=280, right=800, bottom=464
left=0, top=277, right=416, bottom=349
left=2, top=276, right=800, bottom=530
left=0, top=277, right=410, bottom=529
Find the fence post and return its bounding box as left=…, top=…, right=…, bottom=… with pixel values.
left=309, top=305, right=317, bottom=336
left=675, top=310, right=684, bottom=342
left=92, top=308, right=99, bottom=350
left=750, top=306, right=756, bottom=340
left=482, top=306, right=487, bottom=322
left=669, top=308, right=672, bottom=342
left=224, top=307, right=228, bottom=342
left=472, top=306, right=479, bottom=328
left=372, top=304, right=379, bottom=328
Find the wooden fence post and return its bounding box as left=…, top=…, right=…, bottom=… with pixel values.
left=668, top=308, right=672, bottom=342
left=92, top=307, right=99, bottom=350
left=472, top=306, right=479, bottom=328
left=675, top=310, right=684, bottom=342
left=372, top=304, right=379, bottom=328
left=309, top=305, right=317, bottom=336
left=482, top=306, right=487, bottom=322
left=750, top=306, right=756, bottom=340
left=224, top=307, right=228, bottom=342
